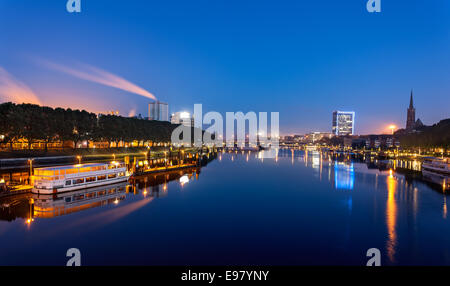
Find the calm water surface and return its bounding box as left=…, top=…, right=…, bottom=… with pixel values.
left=0, top=150, right=449, bottom=265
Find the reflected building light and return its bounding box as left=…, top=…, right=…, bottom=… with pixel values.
left=180, top=175, right=189, bottom=186
left=443, top=196, right=447, bottom=219
left=319, top=156, right=323, bottom=181
left=334, top=162, right=354, bottom=190
left=328, top=163, right=331, bottom=182
left=312, top=156, right=320, bottom=169
left=386, top=175, right=398, bottom=263
left=375, top=173, right=378, bottom=190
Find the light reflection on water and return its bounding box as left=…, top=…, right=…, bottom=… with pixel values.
left=386, top=173, right=397, bottom=263
left=0, top=149, right=449, bottom=265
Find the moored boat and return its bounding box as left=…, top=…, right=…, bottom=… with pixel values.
left=421, top=157, right=449, bottom=190
left=31, top=162, right=129, bottom=194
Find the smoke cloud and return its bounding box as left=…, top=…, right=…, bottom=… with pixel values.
left=37, top=59, right=156, bottom=101
left=0, top=67, right=41, bottom=105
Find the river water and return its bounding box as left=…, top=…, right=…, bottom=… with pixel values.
left=0, top=150, right=448, bottom=265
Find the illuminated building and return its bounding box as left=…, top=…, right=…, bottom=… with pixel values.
left=170, top=112, right=194, bottom=127
left=361, top=135, right=400, bottom=150
left=332, top=111, right=355, bottom=136
left=306, top=132, right=333, bottom=143
left=148, top=101, right=169, bottom=121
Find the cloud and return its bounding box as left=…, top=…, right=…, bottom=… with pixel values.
left=36, top=59, right=157, bottom=101
left=0, top=67, right=41, bottom=105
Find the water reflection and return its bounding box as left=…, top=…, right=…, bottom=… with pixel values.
left=386, top=172, right=397, bottom=263
left=443, top=196, right=447, bottom=219
left=334, top=162, right=354, bottom=190
left=273, top=148, right=450, bottom=264
left=1, top=149, right=449, bottom=265
left=0, top=166, right=202, bottom=223
left=33, top=182, right=128, bottom=218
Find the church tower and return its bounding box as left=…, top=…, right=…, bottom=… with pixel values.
left=406, top=90, right=416, bottom=130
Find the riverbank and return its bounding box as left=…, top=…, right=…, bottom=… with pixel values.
left=0, top=147, right=173, bottom=159
left=0, top=147, right=202, bottom=170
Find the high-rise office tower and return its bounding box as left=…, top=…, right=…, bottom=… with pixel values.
left=332, top=111, right=355, bottom=136
left=148, top=101, right=169, bottom=121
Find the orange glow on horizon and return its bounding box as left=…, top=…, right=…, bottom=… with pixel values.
left=0, top=67, right=41, bottom=105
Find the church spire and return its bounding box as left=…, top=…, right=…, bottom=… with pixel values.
left=406, top=89, right=416, bottom=130
left=409, top=89, right=414, bottom=108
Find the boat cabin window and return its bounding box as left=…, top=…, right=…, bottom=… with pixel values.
left=65, top=168, right=78, bottom=175
left=85, top=192, right=96, bottom=198
left=73, top=178, right=84, bottom=185
left=79, top=167, right=91, bottom=173
left=86, top=177, right=96, bottom=183
left=35, top=170, right=55, bottom=176
left=92, top=166, right=106, bottom=171
left=73, top=194, right=84, bottom=201
left=108, top=174, right=117, bottom=179
left=65, top=180, right=71, bottom=186
left=97, top=175, right=106, bottom=181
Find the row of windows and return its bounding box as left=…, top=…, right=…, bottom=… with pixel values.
left=35, top=165, right=116, bottom=177
left=65, top=172, right=125, bottom=186
left=64, top=188, right=126, bottom=203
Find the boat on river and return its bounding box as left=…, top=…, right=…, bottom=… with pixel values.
left=31, top=162, right=129, bottom=194
left=421, top=157, right=449, bottom=190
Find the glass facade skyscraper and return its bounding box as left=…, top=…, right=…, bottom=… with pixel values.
left=332, top=111, right=355, bottom=136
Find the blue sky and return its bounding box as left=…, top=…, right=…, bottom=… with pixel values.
left=0, top=0, right=449, bottom=135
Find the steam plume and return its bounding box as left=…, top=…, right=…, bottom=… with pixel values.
left=0, top=67, right=41, bottom=105
left=37, top=59, right=156, bottom=100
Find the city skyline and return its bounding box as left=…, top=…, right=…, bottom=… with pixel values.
left=0, top=0, right=449, bottom=271
left=0, top=1, right=449, bottom=135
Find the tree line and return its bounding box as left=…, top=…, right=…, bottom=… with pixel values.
left=0, top=102, right=179, bottom=150
left=396, top=119, right=450, bottom=149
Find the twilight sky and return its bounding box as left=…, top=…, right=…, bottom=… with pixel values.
left=0, top=0, right=449, bottom=135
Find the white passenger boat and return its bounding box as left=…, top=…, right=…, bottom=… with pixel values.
left=32, top=162, right=129, bottom=194
left=421, top=157, right=449, bottom=190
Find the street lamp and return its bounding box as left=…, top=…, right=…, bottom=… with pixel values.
left=389, top=125, right=397, bottom=135
left=76, top=156, right=82, bottom=165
